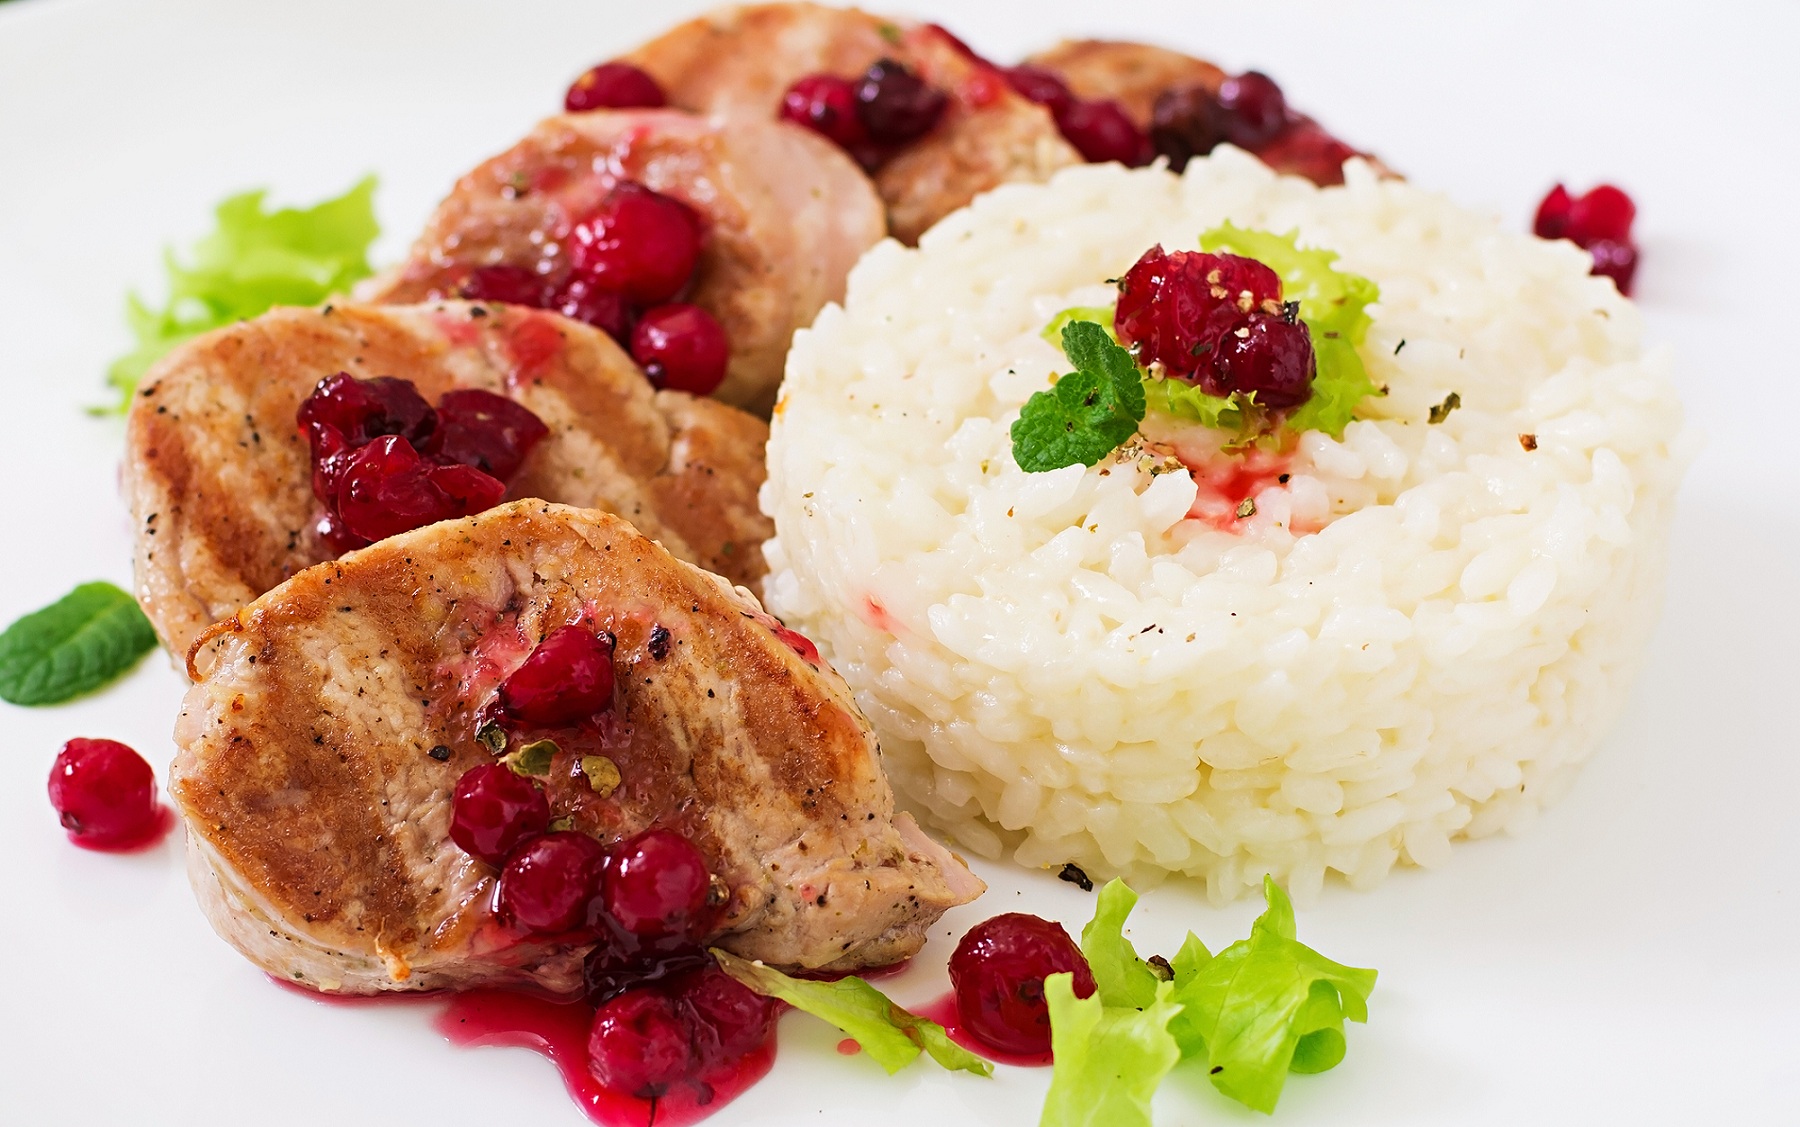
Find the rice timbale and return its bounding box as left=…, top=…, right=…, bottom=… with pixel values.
left=761, top=151, right=1687, bottom=902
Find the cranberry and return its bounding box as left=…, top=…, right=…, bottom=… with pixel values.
left=1055, top=98, right=1152, bottom=166
left=1533, top=183, right=1573, bottom=240
left=297, top=373, right=436, bottom=452
left=449, top=762, right=551, bottom=866
left=498, top=625, right=617, bottom=728
left=47, top=738, right=160, bottom=845
left=1217, top=71, right=1289, bottom=148
left=1114, top=245, right=1284, bottom=379
left=781, top=74, right=868, bottom=148
left=1533, top=183, right=1640, bottom=294
left=1150, top=84, right=1229, bottom=172
left=584, top=944, right=711, bottom=1006
left=1002, top=65, right=1075, bottom=117
left=854, top=58, right=947, bottom=144
left=601, top=828, right=716, bottom=944
left=948, top=913, right=1096, bottom=1056
left=425, top=389, right=549, bottom=479
left=549, top=276, right=635, bottom=343
left=1587, top=238, right=1639, bottom=293
left=567, top=182, right=702, bottom=305
left=565, top=61, right=666, bottom=113
left=677, top=965, right=778, bottom=1061
left=497, top=831, right=609, bottom=935
left=588, top=987, right=696, bottom=1098
left=456, top=264, right=550, bottom=308
left=335, top=435, right=505, bottom=543
left=630, top=304, right=729, bottom=396
left=1210, top=312, right=1316, bottom=408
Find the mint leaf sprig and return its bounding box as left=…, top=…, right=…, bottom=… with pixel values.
left=0, top=582, right=158, bottom=705
left=1009, top=319, right=1147, bottom=473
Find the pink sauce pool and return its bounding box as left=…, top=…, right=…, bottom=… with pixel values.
left=836, top=1037, right=862, bottom=1055
left=436, top=989, right=776, bottom=1127
left=66, top=805, right=175, bottom=854
left=914, top=992, right=1052, bottom=1068
left=1183, top=448, right=1292, bottom=532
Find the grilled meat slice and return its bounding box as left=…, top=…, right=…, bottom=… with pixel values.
left=362, top=109, right=884, bottom=415
left=171, top=502, right=984, bottom=995
left=124, top=302, right=770, bottom=658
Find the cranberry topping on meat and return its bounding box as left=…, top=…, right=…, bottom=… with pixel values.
left=425, top=389, right=551, bottom=480
left=496, top=625, right=618, bottom=728
left=588, top=965, right=778, bottom=1104
left=449, top=762, right=551, bottom=867
left=1002, top=66, right=1151, bottom=167
left=601, top=828, right=718, bottom=944
left=1216, top=71, right=1288, bottom=147
left=47, top=738, right=164, bottom=847
left=780, top=57, right=947, bottom=171
left=568, top=182, right=703, bottom=305
left=1535, top=182, right=1640, bottom=294
left=780, top=74, right=868, bottom=149
left=456, top=264, right=551, bottom=308
left=949, top=913, right=1097, bottom=1056
left=497, top=831, right=611, bottom=936
left=630, top=303, right=730, bottom=396
left=564, top=61, right=667, bottom=113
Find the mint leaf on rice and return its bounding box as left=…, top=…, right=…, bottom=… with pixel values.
left=1010, top=319, right=1146, bottom=472
left=0, top=582, right=158, bottom=705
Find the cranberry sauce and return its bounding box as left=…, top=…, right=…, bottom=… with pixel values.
left=914, top=993, right=1052, bottom=1068
left=1000, top=65, right=1150, bottom=167
left=438, top=986, right=776, bottom=1127
left=297, top=373, right=547, bottom=553
left=565, top=62, right=667, bottom=113
left=47, top=738, right=174, bottom=852
left=1535, top=182, right=1640, bottom=294
left=780, top=57, right=946, bottom=172
left=947, top=913, right=1096, bottom=1058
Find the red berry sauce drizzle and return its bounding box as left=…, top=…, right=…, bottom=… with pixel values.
left=46, top=738, right=174, bottom=852
left=1535, top=182, right=1639, bottom=294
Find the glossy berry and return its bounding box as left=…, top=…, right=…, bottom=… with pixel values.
left=1055, top=98, right=1152, bottom=166
left=549, top=276, right=635, bottom=342
left=1586, top=238, right=1639, bottom=293
left=565, top=62, right=666, bottom=113
left=298, top=373, right=436, bottom=452
left=47, top=738, right=160, bottom=845
left=334, top=435, right=505, bottom=543
left=1217, top=71, right=1289, bottom=148
left=854, top=58, right=947, bottom=144
left=630, top=303, right=730, bottom=396
left=949, top=913, right=1096, bottom=1056
left=449, top=762, right=551, bottom=866
left=676, top=965, right=778, bottom=1062
left=568, top=182, right=703, bottom=305
left=425, top=389, right=550, bottom=480
left=601, top=828, right=716, bottom=943
left=584, top=944, right=710, bottom=1006
left=1114, top=245, right=1284, bottom=379
left=497, top=831, right=609, bottom=936
left=1150, top=84, right=1229, bottom=172
left=1210, top=312, right=1317, bottom=408
left=1001, top=65, right=1075, bottom=116
left=1534, top=183, right=1640, bottom=294
left=456, top=264, right=550, bottom=308
left=781, top=74, right=868, bottom=148
left=498, top=625, right=617, bottom=728
left=588, top=987, right=696, bottom=1098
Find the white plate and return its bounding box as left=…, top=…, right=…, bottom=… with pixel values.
left=2, top=0, right=1796, bottom=1123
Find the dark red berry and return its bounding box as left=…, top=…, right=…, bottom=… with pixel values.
left=1114, top=245, right=1284, bottom=379
left=425, top=389, right=549, bottom=479
left=1217, top=71, right=1289, bottom=148
left=950, top=913, right=1095, bottom=1056
left=497, top=625, right=617, bottom=728
left=1150, top=84, right=1229, bottom=172
left=565, top=62, right=667, bottom=113
left=456, top=264, right=550, bottom=308
left=1567, top=184, right=1635, bottom=244
left=497, top=831, right=609, bottom=936
left=335, top=435, right=504, bottom=543
left=1002, top=65, right=1075, bottom=116
left=630, top=303, right=730, bottom=396
left=780, top=74, right=868, bottom=148
left=601, top=828, right=716, bottom=944
left=588, top=987, right=696, bottom=1098
left=1055, top=98, right=1152, bottom=166
left=1533, top=183, right=1573, bottom=240
left=549, top=276, right=635, bottom=342
left=47, top=738, right=160, bottom=845
left=568, top=182, right=703, bottom=305
left=297, top=373, right=436, bottom=452
left=1210, top=312, right=1316, bottom=408
left=449, top=762, right=551, bottom=866
left=854, top=58, right=947, bottom=144
left=584, top=943, right=710, bottom=1005
left=1533, top=183, right=1639, bottom=295
left=676, top=965, right=778, bottom=1062
left=1587, top=238, right=1639, bottom=294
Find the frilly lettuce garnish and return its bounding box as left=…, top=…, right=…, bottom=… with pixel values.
left=1040, top=877, right=1376, bottom=1124
left=102, top=176, right=380, bottom=412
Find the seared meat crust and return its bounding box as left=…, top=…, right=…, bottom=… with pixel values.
left=363, top=110, right=884, bottom=415
left=124, top=302, right=770, bottom=658
left=172, top=503, right=982, bottom=994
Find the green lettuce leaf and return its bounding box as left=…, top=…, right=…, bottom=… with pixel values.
left=102, top=176, right=380, bottom=411
left=1040, top=305, right=1119, bottom=346
left=1079, top=880, right=1162, bottom=1009
left=1167, top=876, right=1377, bottom=1113
left=711, top=949, right=993, bottom=1077
left=1039, top=973, right=1183, bottom=1127
left=1010, top=319, right=1146, bottom=472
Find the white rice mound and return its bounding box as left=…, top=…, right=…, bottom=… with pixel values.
left=760, top=150, right=1688, bottom=902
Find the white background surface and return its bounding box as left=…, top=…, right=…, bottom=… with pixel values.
left=2, top=0, right=1797, bottom=1123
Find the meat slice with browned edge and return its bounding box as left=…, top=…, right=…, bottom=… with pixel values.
left=124, top=302, right=770, bottom=658
left=362, top=109, right=885, bottom=415
left=171, top=502, right=984, bottom=995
